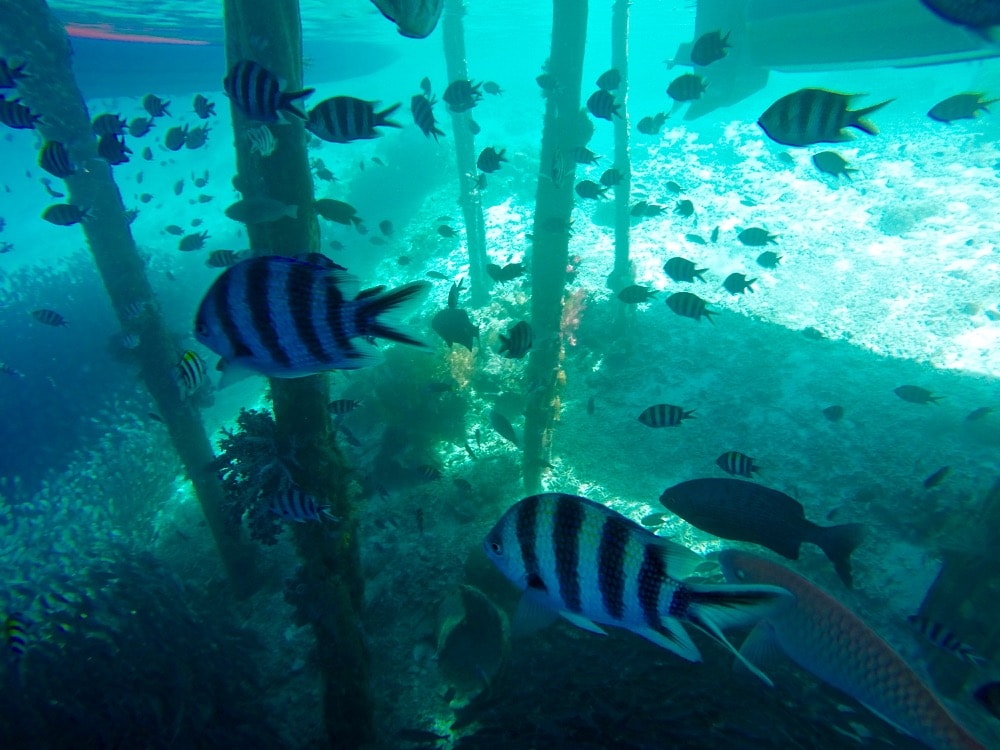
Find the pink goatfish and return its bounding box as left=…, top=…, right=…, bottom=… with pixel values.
left=719, top=550, right=987, bottom=750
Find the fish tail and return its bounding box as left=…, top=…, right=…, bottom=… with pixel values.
left=377, top=102, right=403, bottom=129
left=813, top=522, right=865, bottom=588
left=680, top=581, right=793, bottom=686
left=357, top=281, right=431, bottom=347
left=851, top=98, right=894, bottom=135
left=280, top=87, right=315, bottom=120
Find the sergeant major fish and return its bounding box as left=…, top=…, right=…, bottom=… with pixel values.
left=758, top=88, right=893, bottom=148
left=908, top=614, right=987, bottom=667
left=224, top=60, right=313, bottom=123
left=484, top=493, right=792, bottom=685
left=720, top=550, right=987, bottom=750
left=194, top=255, right=429, bottom=379
left=307, top=97, right=402, bottom=143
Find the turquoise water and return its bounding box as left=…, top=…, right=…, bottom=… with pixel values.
left=1, top=1, right=1000, bottom=748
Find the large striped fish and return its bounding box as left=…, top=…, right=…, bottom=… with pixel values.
left=484, top=493, right=793, bottom=685
left=194, top=256, right=428, bottom=379
left=758, top=88, right=893, bottom=148
left=719, top=550, right=987, bottom=750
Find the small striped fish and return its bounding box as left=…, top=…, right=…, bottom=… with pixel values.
left=410, top=94, right=444, bottom=141
left=637, top=403, right=694, bottom=427
left=306, top=97, right=402, bottom=144
left=498, top=320, right=532, bottom=359
left=586, top=89, right=619, bottom=121
left=328, top=398, right=361, bottom=416
left=246, top=125, right=276, bottom=157
left=716, top=450, right=759, bottom=478
left=666, top=291, right=715, bottom=322
left=4, top=612, right=27, bottom=659
left=269, top=487, right=338, bottom=523
left=0, top=97, right=41, bottom=129
left=174, top=350, right=207, bottom=396
left=32, top=308, right=68, bottom=327
left=908, top=615, right=987, bottom=667
left=720, top=550, right=987, bottom=750
left=485, top=493, right=792, bottom=685
left=223, top=60, right=313, bottom=123
left=194, top=256, right=429, bottom=378
left=38, top=140, right=75, bottom=179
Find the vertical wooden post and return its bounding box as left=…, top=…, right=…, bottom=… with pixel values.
left=0, top=0, right=257, bottom=595
left=522, top=0, right=589, bottom=493
left=608, top=0, right=633, bottom=319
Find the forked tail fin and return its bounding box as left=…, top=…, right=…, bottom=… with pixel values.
left=681, top=581, right=793, bottom=686
left=356, top=281, right=430, bottom=347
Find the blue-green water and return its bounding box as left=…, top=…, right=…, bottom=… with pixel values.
left=1, top=1, right=999, bottom=748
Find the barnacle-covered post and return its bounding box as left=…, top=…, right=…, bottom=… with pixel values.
left=918, top=475, right=1000, bottom=697
left=442, top=0, right=489, bottom=305
left=608, top=0, right=633, bottom=324
left=222, top=1, right=374, bottom=746
left=0, top=0, right=257, bottom=592
left=522, top=0, right=588, bottom=493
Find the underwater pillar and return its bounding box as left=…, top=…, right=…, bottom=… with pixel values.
left=442, top=0, right=490, bottom=306
left=522, top=0, right=588, bottom=494
left=608, top=0, right=633, bottom=328
left=222, top=2, right=374, bottom=746
left=0, top=0, right=258, bottom=595
left=918, top=475, right=1000, bottom=697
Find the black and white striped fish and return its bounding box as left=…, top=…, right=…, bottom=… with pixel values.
left=206, top=249, right=249, bottom=268
left=269, top=487, right=338, bottom=523
left=92, top=112, right=126, bottom=136
left=0, top=96, right=41, bottom=129
left=32, top=309, right=68, bottom=327
left=38, top=141, right=75, bottom=179
left=586, top=89, right=620, bottom=121
left=758, top=88, right=893, bottom=148
left=193, top=94, right=216, bottom=119
left=666, top=291, right=715, bottom=323
left=306, top=97, right=402, bottom=143
left=223, top=60, right=314, bottom=123
left=194, top=255, right=429, bottom=379
left=484, top=493, right=792, bottom=684
left=328, top=398, right=361, bottom=416
left=498, top=320, right=532, bottom=359
left=174, top=350, right=208, bottom=396
left=98, top=134, right=131, bottom=165
left=411, top=94, right=445, bottom=141
left=907, top=615, right=988, bottom=667
left=638, top=403, right=694, bottom=428
left=716, top=450, right=759, bottom=478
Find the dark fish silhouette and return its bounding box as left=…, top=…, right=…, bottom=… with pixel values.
left=927, top=93, right=999, bottom=123
left=431, top=279, right=478, bottom=350
left=661, top=477, right=865, bottom=587
left=894, top=385, right=942, bottom=404
left=812, top=151, right=857, bottom=180
left=498, top=320, right=532, bottom=359
left=489, top=409, right=518, bottom=446
left=759, top=89, right=892, bottom=147
left=690, top=30, right=730, bottom=67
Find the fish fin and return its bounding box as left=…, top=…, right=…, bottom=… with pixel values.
left=279, top=87, right=314, bottom=120
left=648, top=537, right=703, bottom=581
left=357, top=281, right=431, bottom=348
left=511, top=590, right=558, bottom=637
left=732, top=620, right=783, bottom=679
left=858, top=701, right=914, bottom=739
left=560, top=611, right=608, bottom=635
left=681, top=581, right=794, bottom=686
left=851, top=98, right=894, bottom=135
left=636, top=620, right=702, bottom=663
left=376, top=102, right=403, bottom=129
left=216, top=359, right=258, bottom=389
left=810, top=522, right=865, bottom=588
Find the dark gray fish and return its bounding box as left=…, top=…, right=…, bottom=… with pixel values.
left=638, top=403, right=694, bottom=427
left=206, top=249, right=248, bottom=268
left=315, top=198, right=360, bottom=227
left=195, top=256, right=429, bottom=377
left=437, top=224, right=456, bottom=237
left=907, top=614, right=986, bottom=666
left=675, top=199, right=694, bottom=217
left=928, top=93, right=999, bottom=123
left=370, top=0, right=444, bottom=39
left=663, top=256, right=706, bottom=282
left=723, top=273, right=756, bottom=295
left=432, top=306, right=478, bottom=350
left=666, top=291, right=714, bottom=322
left=128, top=116, right=154, bottom=137
left=822, top=405, right=844, bottom=422
left=575, top=179, right=608, bottom=199
left=894, top=385, right=942, bottom=404
left=98, top=134, right=131, bottom=165
left=596, top=68, right=621, bottom=91
left=379, top=219, right=394, bottom=237
left=163, top=125, right=188, bottom=151
left=227, top=197, right=298, bottom=224
left=193, top=93, right=216, bottom=118
left=923, top=466, right=951, bottom=490
left=269, top=487, right=337, bottom=523
left=411, top=93, right=445, bottom=141
left=600, top=168, right=622, bottom=187
left=307, top=97, right=401, bottom=143
left=716, top=450, right=759, bottom=477
left=571, top=145, right=599, bottom=165
left=185, top=124, right=210, bottom=149
left=477, top=146, right=507, bottom=173
left=328, top=398, right=361, bottom=416
left=442, top=79, right=482, bottom=112
left=660, top=477, right=865, bottom=587
left=617, top=285, right=656, bottom=304
left=32, top=309, right=68, bottom=327
left=812, top=151, right=857, bottom=180
left=178, top=231, right=209, bottom=252
left=164, top=224, right=185, bottom=235
left=738, top=227, right=777, bottom=246
left=486, top=262, right=524, bottom=282
left=965, top=406, right=992, bottom=421
left=92, top=112, right=126, bottom=136
left=641, top=511, right=668, bottom=527
left=636, top=112, right=668, bottom=135
left=498, top=320, right=532, bottom=359
left=710, top=226, right=719, bottom=242
left=42, top=203, right=89, bottom=226
left=686, top=233, right=706, bottom=244
left=38, top=141, right=75, bottom=179
left=224, top=60, right=313, bottom=122
left=919, top=0, right=1000, bottom=32
left=758, top=89, right=892, bottom=147
left=173, top=179, right=184, bottom=196
left=690, top=30, right=731, bottom=66
left=586, top=89, right=620, bottom=120
left=667, top=74, right=706, bottom=102
left=489, top=409, right=518, bottom=446
left=756, top=250, right=782, bottom=268
left=536, top=72, right=559, bottom=93
left=142, top=93, right=170, bottom=118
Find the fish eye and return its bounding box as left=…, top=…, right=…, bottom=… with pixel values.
left=488, top=540, right=502, bottom=555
